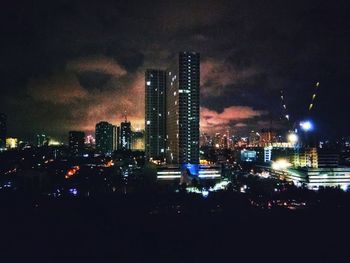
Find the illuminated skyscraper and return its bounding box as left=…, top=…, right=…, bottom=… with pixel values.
left=0, top=113, right=6, bottom=149
left=145, top=69, right=167, bottom=161
left=69, top=131, right=85, bottom=155
left=95, top=121, right=114, bottom=154
left=167, top=52, right=200, bottom=169
left=120, top=120, right=131, bottom=150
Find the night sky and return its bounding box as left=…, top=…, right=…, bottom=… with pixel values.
left=1, top=0, right=350, bottom=142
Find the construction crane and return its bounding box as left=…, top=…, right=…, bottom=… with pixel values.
left=279, top=81, right=320, bottom=131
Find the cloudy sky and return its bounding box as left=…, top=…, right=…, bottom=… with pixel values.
left=1, top=0, right=350, bottom=142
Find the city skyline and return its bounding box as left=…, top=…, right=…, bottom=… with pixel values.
left=2, top=2, right=350, bottom=260
left=1, top=1, right=350, bottom=141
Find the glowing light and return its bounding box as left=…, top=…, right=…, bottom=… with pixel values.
left=272, top=159, right=292, bottom=170
left=65, top=166, right=80, bottom=179
left=69, top=188, right=78, bottom=196
left=300, top=120, right=313, bottom=131
left=105, top=160, right=114, bottom=167
left=287, top=133, right=298, bottom=144
left=157, top=175, right=181, bottom=179
left=200, top=159, right=209, bottom=165
left=6, top=138, right=18, bottom=149
left=48, top=139, right=61, bottom=146
left=198, top=174, right=221, bottom=178
left=201, top=190, right=209, bottom=198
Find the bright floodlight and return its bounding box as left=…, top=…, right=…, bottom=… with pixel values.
left=287, top=133, right=298, bottom=144
left=300, top=120, right=313, bottom=131
left=272, top=159, right=292, bottom=170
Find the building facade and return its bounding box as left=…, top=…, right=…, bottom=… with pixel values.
left=145, top=69, right=167, bottom=161
left=166, top=70, right=179, bottom=164
left=120, top=121, right=131, bottom=150
left=69, top=131, right=85, bottom=155
left=95, top=121, right=114, bottom=154
left=166, top=52, right=200, bottom=170
left=178, top=52, right=200, bottom=165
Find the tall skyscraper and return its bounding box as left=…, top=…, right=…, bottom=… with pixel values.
left=120, top=120, right=131, bottom=150
left=0, top=113, right=7, bottom=149
left=112, top=125, right=118, bottom=151
left=69, top=131, right=85, bottom=155
left=166, top=52, right=200, bottom=169
left=167, top=70, right=179, bottom=164
left=95, top=121, right=114, bottom=154
left=145, top=69, right=167, bottom=161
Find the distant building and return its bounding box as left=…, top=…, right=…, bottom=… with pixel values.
left=166, top=52, right=200, bottom=169
left=265, top=147, right=348, bottom=190
left=249, top=130, right=260, bottom=147
left=0, top=113, right=7, bottom=149
left=199, top=133, right=210, bottom=147
left=69, top=131, right=85, bottom=155
left=145, top=69, right=167, bottom=161
left=240, top=149, right=257, bottom=162
left=259, top=129, right=276, bottom=146
left=264, top=146, right=273, bottom=163
left=291, top=147, right=318, bottom=168
left=317, top=150, right=339, bottom=168
left=132, top=130, right=145, bottom=151
left=156, top=165, right=221, bottom=181
left=36, top=134, right=49, bottom=147
left=120, top=120, right=131, bottom=150
left=95, top=121, right=114, bottom=154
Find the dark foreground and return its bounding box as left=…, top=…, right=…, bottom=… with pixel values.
left=1, top=192, right=349, bottom=262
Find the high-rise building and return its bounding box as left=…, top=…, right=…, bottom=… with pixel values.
left=249, top=130, right=260, bottom=147
left=259, top=129, right=277, bottom=146
left=166, top=69, right=179, bottom=164
left=120, top=120, right=131, bottom=150
left=166, top=52, right=200, bottom=169
left=112, top=125, right=118, bottom=151
left=145, top=69, right=167, bottom=161
left=116, top=126, right=121, bottom=150
left=95, top=121, right=114, bottom=154
left=0, top=113, right=7, bottom=149
left=68, top=131, right=85, bottom=155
